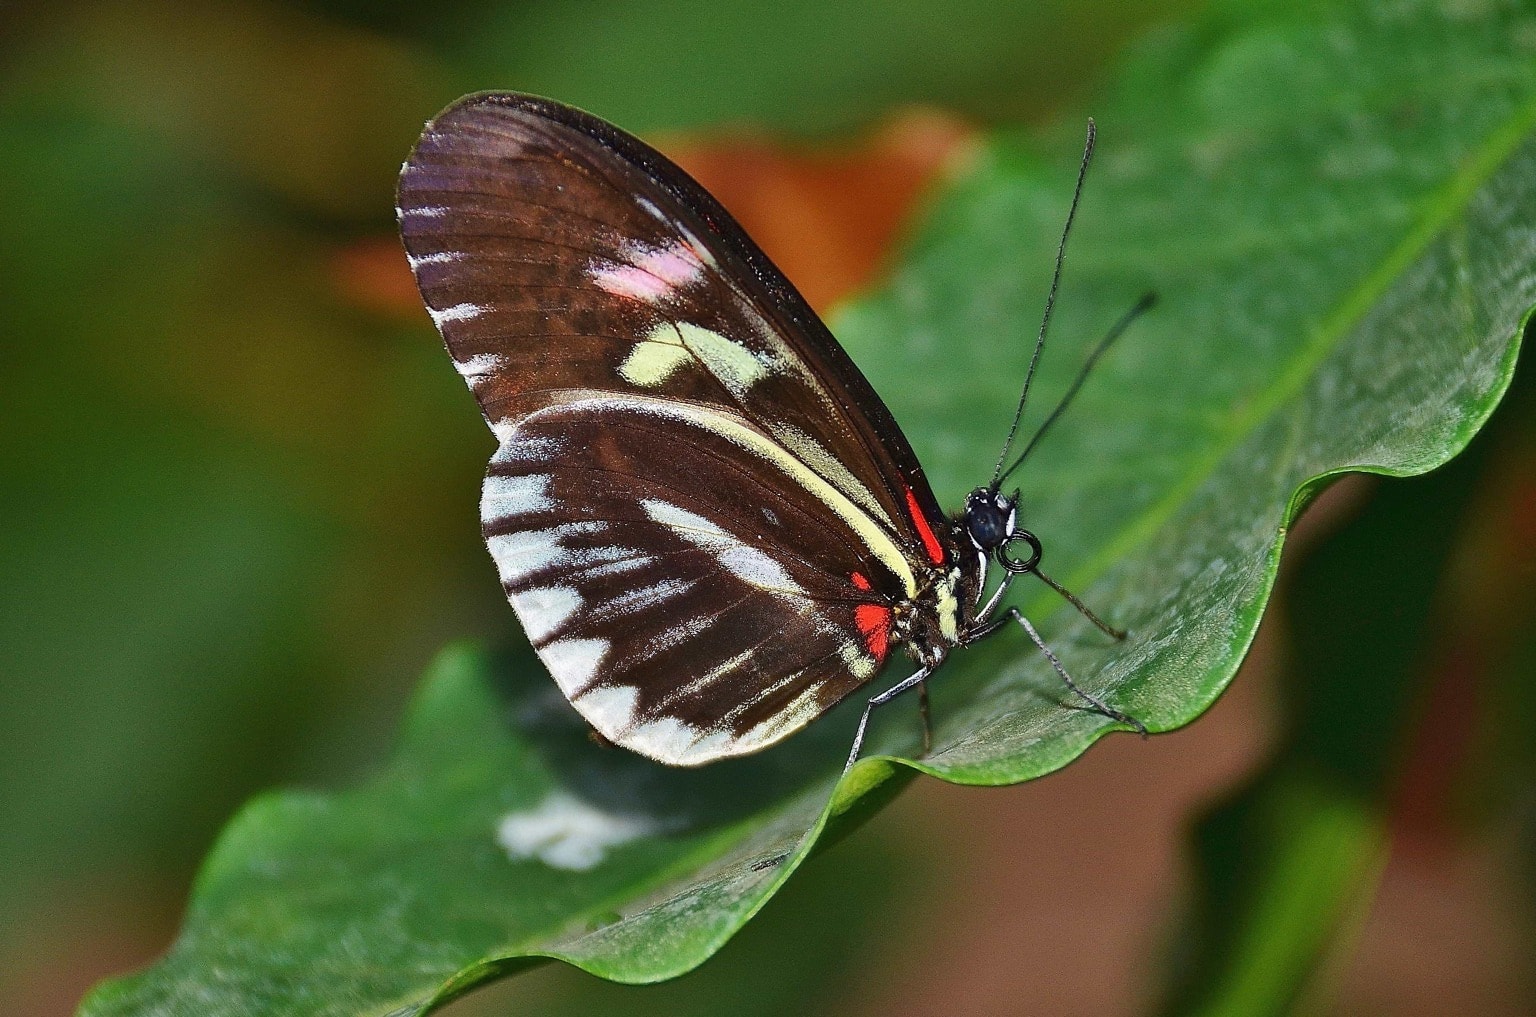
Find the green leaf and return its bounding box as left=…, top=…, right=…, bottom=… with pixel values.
left=80, top=0, right=1536, bottom=1013
left=0, top=3, right=478, bottom=908
left=435, top=0, right=1180, bottom=134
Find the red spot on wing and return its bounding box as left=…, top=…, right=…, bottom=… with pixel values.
left=849, top=570, right=891, bottom=660
left=905, top=486, right=946, bottom=566
left=854, top=603, right=892, bottom=661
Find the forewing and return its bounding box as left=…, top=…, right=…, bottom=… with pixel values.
left=484, top=396, right=909, bottom=765
left=397, top=92, right=951, bottom=563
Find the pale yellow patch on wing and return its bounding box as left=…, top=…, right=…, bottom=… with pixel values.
left=773, top=423, right=893, bottom=528
left=676, top=321, right=768, bottom=389
left=618, top=322, right=771, bottom=392
left=837, top=639, right=879, bottom=680
left=618, top=332, right=691, bottom=387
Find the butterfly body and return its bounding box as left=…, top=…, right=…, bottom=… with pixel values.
left=399, top=93, right=1140, bottom=768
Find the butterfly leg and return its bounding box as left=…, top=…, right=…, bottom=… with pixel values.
left=845, top=665, right=935, bottom=774
left=1002, top=608, right=1148, bottom=737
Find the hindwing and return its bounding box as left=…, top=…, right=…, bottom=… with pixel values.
left=484, top=396, right=906, bottom=763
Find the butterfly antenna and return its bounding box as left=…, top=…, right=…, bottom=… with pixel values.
left=996, top=291, right=1155, bottom=486
left=989, top=118, right=1097, bottom=490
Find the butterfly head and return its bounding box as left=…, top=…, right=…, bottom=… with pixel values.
left=963, top=488, right=1016, bottom=551
left=964, top=487, right=1042, bottom=575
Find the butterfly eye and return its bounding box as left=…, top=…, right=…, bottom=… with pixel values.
left=963, top=489, right=1015, bottom=551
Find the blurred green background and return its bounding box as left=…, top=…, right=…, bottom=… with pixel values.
left=3, top=1, right=1532, bottom=1015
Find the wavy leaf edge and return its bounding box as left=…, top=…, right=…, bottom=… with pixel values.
left=394, top=307, right=1528, bottom=1011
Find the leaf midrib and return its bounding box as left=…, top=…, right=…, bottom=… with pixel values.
left=1064, top=95, right=1536, bottom=591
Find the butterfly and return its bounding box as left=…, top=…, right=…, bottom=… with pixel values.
left=397, top=92, right=1151, bottom=771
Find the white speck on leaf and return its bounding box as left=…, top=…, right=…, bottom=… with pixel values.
left=496, top=792, right=660, bottom=871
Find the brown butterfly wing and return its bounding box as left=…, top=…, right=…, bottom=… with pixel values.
left=398, top=93, right=956, bottom=763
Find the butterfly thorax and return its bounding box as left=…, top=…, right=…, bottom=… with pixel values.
left=896, top=524, right=986, bottom=669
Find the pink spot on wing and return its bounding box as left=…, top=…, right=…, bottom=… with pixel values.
left=590, top=262, right=673, bottom=302
left=590, top=240, right=706, bottom=304
left=640, top=246, right=704, bottom=286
